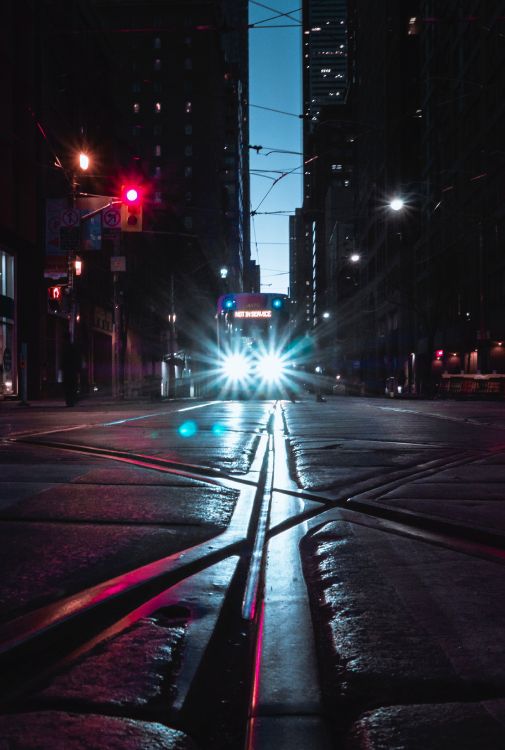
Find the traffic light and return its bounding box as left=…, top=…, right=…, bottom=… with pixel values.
left=121, top=184, right=143, bottom=232
left=47, top=285, right=63, bottom=314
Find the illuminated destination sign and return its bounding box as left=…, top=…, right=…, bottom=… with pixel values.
left=234, top=310, right=272, bottom=319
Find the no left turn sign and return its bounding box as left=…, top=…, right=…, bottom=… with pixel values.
left=102, top=207, right=121, bottom=229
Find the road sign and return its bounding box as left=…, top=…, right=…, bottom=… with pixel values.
left=60, top=226, right=80, bottom=256
left=111, top=256, right=126, bottom=272
left=102, top=207, right=121, bottom=229
left=61, top=208, right=80, bottom=228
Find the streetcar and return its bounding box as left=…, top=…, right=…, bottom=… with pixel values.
left=215, top=292, right=295, bottom=397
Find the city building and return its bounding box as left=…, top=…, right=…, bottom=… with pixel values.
left=3, top=0, right=251, bottom=400
left=299, top=1, right=505, bottom=395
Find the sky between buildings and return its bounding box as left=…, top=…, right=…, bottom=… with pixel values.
left=248, top=1, right=302, bottom=295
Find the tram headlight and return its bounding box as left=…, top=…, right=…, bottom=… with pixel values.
left=221, top=353, right=250, bottom=382
left=257, top=353, right=286, bottom=383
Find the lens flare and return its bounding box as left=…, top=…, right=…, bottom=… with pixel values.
left=178, top=420, right=198, bottom=438
left=257, top=353, right=286, bottom=383
left=221, top=353, right=250, bottom=382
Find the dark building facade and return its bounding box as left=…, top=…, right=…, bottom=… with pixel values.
left=298, top=1, right=505, bottom=394
left=3, top=0, right=250, bottom=400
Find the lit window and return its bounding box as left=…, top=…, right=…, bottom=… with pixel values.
left=332, top=164, right=343, bottom=171
left=154, top=58, right=161, bottom=71
left=185, top=101, right=192, bottom=113
left=133, top=103, right=140, bottom=114
left=154, top=37, right=161, bottom=49
left=154, top=166, right=162, bottom=177
left=155, top=102, right=161, bottom=112
left=155, top=144, right=161, bottom=156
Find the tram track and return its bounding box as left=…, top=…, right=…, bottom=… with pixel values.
left=9, top=424, right=503, bottom=649
left=2, top=400, right=505, bottom=748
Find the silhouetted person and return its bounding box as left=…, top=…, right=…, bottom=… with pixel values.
left=62, top=339, right=79, bottom=407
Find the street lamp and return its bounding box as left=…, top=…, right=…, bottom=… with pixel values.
left=389, top=197, right=405, bottom=212
left=79, top=152, right=90, bottom=171
left=68, top=152, right=92, bottom=344
left=349, top=253, right=361, bottom=263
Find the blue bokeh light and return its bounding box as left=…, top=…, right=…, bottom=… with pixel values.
left=211, top=422, right=227, bottom=436
left=178, top=420, right=198, bottom=438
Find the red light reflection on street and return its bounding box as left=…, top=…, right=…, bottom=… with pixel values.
left=250, top=601, right=265, bottom=713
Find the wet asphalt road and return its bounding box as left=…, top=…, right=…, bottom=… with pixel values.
left=1, top=395, right=505, bottom=749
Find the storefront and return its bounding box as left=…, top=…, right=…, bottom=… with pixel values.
left=0, top=247, right=15, bottom=397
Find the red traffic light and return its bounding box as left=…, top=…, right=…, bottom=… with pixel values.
left=121, top=185, right=142, bottom=204
left=120, top=184, right=143, bottom=231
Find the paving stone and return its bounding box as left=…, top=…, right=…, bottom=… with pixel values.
left=40, top=614, right=186, bottom=708
left=0, top=523, right=211, bottom=622
left=301, top=520, right=505, bottom=712
left=346, top=700, right=505, bottom=750
left=0, top=711, right=199, bottom=749
left=1, top=483, right=238, bottom=527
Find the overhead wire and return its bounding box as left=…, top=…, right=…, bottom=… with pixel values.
left=249, top=6, right=302, bottom=26
left=250, top=103, right=303, bottom=118
left=251, top=156, right=316, bottom=215
left=249, top=1, right=301, bottom=23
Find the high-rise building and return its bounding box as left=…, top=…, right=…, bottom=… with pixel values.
left=4, top=0, right=250, bottom=399
left=300, top=1, right=505, bottom=394
left=297, top=0, right=354, bottom=369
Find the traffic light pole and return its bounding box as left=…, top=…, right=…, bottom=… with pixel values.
left=112, top=270, right=125, bottom=400
left=112, top=271, right=119, bottom=398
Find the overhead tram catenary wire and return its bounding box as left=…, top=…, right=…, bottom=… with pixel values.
left=249, top=6, right=302, bottom=26
left=250, top=206, right=261, bottom=264
left=249, top=144, right=303, bottom=155
left=250, top=103, right=304, bottom=118
left=251, top=156, right=317, bottom=215
left=249, top=1, right=301, bottom=24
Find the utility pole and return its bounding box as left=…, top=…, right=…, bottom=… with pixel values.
left=168, top=274, right=176, bottom=399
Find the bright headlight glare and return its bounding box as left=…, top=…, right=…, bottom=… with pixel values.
left=257, top=354, right=285, bottom=383
left=221, top=353, right=249, bottom=381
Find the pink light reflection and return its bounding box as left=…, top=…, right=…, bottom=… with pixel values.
left=250, top=601, right=265, bottom=715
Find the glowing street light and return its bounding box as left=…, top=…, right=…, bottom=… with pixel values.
left=389, top=197, right=404, bottom=211
left=350, top=253, right=361, bottom=263
left=79, top=152, right=90, bottom=171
